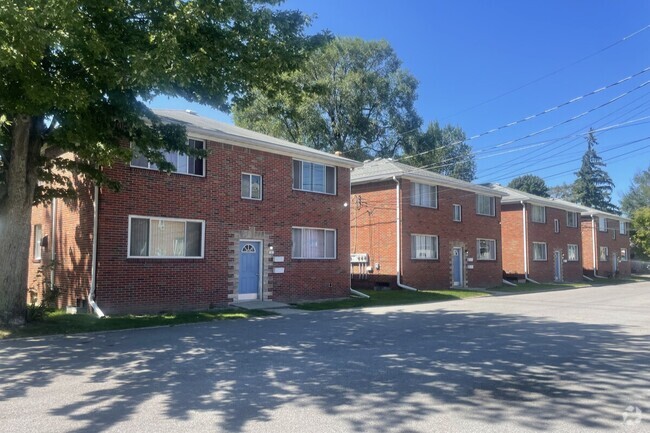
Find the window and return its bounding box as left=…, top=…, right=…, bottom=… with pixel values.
left=566, top=211, right=578, bottom=228
left=598, top=217, right=608, bottom=232
left=620, top=248, right=628, bottom=261
left=241, top=173, right=262, bottom=200
left=292, top=227, right=336, bottom=259
left=567, top=244, right=579, bottom=261
left=131, top=138, right=205, bottom=176
left=620, top=221, right=627, bottom=235
left=599, top=246, right=608, bottom=262
left=477, top=238, right=497, bottom=260
left=476, top=195, right=495, bottom=216
left=128, top=216, right=204, bottom=258
left=410, top=183, right=438, bottom=208
left=533, top=242, right=547, bottom=261
left=531, top=205, right=546, bottom=223
left=33, top=225, right=43, bottom=261
left=453, top=204, right=462, bottom=222
left=292, top=160, right=336, bottom=195
left=411, top=234, right=439, bottom=260
left=554, top=219, right=560, bottom=233
left=612, top=229, right=616, bottom=240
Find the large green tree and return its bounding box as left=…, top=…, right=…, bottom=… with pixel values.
left=402, top=122, right=475, bottom=181
left=233, top=37, right=422, bottom=161
left=631, top=207, right=650, bottom=259
left=507, top=174, right=549, bottom=197
left=0, top=0, right=323, bottom=325
left=548, top=182, right=576, bottom=201
left=620, top=166, right=650, bottom=216
left=572, top=130, right=618, bottom=213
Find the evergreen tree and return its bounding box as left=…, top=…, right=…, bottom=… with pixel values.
left=572, top=130, right=618, bottom=213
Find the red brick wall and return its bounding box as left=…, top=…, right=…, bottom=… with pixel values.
left=501, top=203, right=525, bottom=276
left=95, top=140, right=352, bottom=314
left=581, top=216, right=631, bottom=277
left=527, top=206, right=583, bottom=282
left=351, top=179, right=503, bottom=290
left=27, top=175, right=94, bottom=308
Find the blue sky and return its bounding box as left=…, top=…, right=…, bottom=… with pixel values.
left=151, top=0, right=650, bottom=204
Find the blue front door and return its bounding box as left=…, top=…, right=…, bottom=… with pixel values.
left=452, top=247, right=463, bottom=287
left=239, top=241, right=261, bottom=300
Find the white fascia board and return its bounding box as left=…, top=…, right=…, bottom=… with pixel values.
left=351, top=172, right=505, bottom=197
left=185, top=126, right=361, bottom=169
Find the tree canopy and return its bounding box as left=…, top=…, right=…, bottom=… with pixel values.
left=233, top=37, right=423, bottom=161
left=572, top=130, right=618, bottom=213
left=0, top=0, right=324, bottom=325
left=631, top=207, right=650, bottom=259
left=620, top=166, right=650, bottom=217
left=402, top=122, right=475, bottom=181
left=548, top=182, right=575, bottom=201
left=508, top=174, right=549, bottom=197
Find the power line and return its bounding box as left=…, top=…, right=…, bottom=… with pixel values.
left=439, top=23, right=650, bottom=121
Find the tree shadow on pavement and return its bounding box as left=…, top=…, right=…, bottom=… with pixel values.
left=0, top=307, right=648, bottom=432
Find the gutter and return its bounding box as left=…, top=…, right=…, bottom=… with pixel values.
left=88, top=185, right=105, bottom=317
left=50, top=198, right=57, bottom=289
left=393, top=177, right=418, bottom=292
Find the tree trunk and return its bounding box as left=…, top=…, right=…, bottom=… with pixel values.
left=0, top=116, right=42, bottom=326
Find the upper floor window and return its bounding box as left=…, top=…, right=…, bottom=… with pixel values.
left=476, top=195, right=495, bottom=216
left=131, top=138, right=205, bottom=176
left=292, top=227, right=336, bottom=259
left=241, top=173, right=262, bottom=200
left=128, top=216, right=204, bottom=258
left=410, top=183, right=438, bottom=208
left=567, top=211, right=578, bottom=228
left=620, top=221, right=627, bottom=235
left=292, top=160, right=336, bottom=195
left=554, top=219, right=560, bottom=233
left=453, top=204, right=462, bottom=222
left=411, top=234, right=439, bottom=260
left=531, top=205, right=546, bottom=223
left=598, top=217, right=608, bottom=232
left=33, top=225, right=43, bottom=261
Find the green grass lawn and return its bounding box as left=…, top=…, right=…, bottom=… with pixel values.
left=494, top=275, right=650, bottom=293
left=0, top=308, right=273, bottom=340
left=295, top=289, right=489, bottom=311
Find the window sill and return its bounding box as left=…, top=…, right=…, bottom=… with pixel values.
left=410, top=204, right=438, bottom=210
left=411, top=258, right=439, bottom=261
left=476, top=213, right=496, bottom=217
left=292, top=188, right=336, bottom=196
left=130, top=165, right=206, bottom=178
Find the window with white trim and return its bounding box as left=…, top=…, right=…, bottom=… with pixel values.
left=598, top=217, right=608, bottom=232
left=477, top=238, right=497, bottom=260
left=533, top=242, right=547, bottom=261
left=620, top=221, right=627, bottom=235
left=567, top=211, right=578, bottom=227
left=599, top=246, right=608, bottom=262
left=33, top=225, right=43, bottom=261
left=612, top=229, right=616, bottom=240
left=131, top=138, right=205, bottom=176
left=128, top=216, right=204, bottom=258
left=292, top=227, right=336, bottom=259
left=567, top=244, right=579, bottom=261
left=531, top=205, right=546, bottom=223
left=554, top=219, right=560, bottom=233
left=476, top=195, right=495, bottom=216
left=292, top=160, right=336, bottom=195
left=620, top=248, right=628, bottom=261
left=410, top=183, right=438, bottom=208
left=241, top=173, right=262, bottom=200
left=453, top=204, right=462, bottom=222
left=411, top=234, right=439, bottom=260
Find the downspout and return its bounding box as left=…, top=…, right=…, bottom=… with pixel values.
left=591, top=215, right=606, bottom=279
left=393, top=176, right=418, bottom=292
left=89, top=185, right=105, bottom=317
left=521, top=201, right=528, bottom=279
left=50, top=198, right=57, bottom=289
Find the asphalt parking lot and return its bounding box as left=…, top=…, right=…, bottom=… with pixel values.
left=1, top=282, right=648, bottom=433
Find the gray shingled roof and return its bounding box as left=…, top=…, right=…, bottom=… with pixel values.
left=351, top=158, right=504, bottom=196
left=152, top=109, right=361, bottom=168
left=488, top=184, right=630, bottom=221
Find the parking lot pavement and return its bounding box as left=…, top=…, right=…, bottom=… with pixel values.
left=1, top=281, right=648, bottom=432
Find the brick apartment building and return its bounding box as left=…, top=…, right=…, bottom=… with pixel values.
left=351, top=159, right=505, bottom=290
left=28, top=109, right=360, bottom=314
left=573, top=204, right=632, bottom=278
left=490, top=184, right=586, bottom=283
